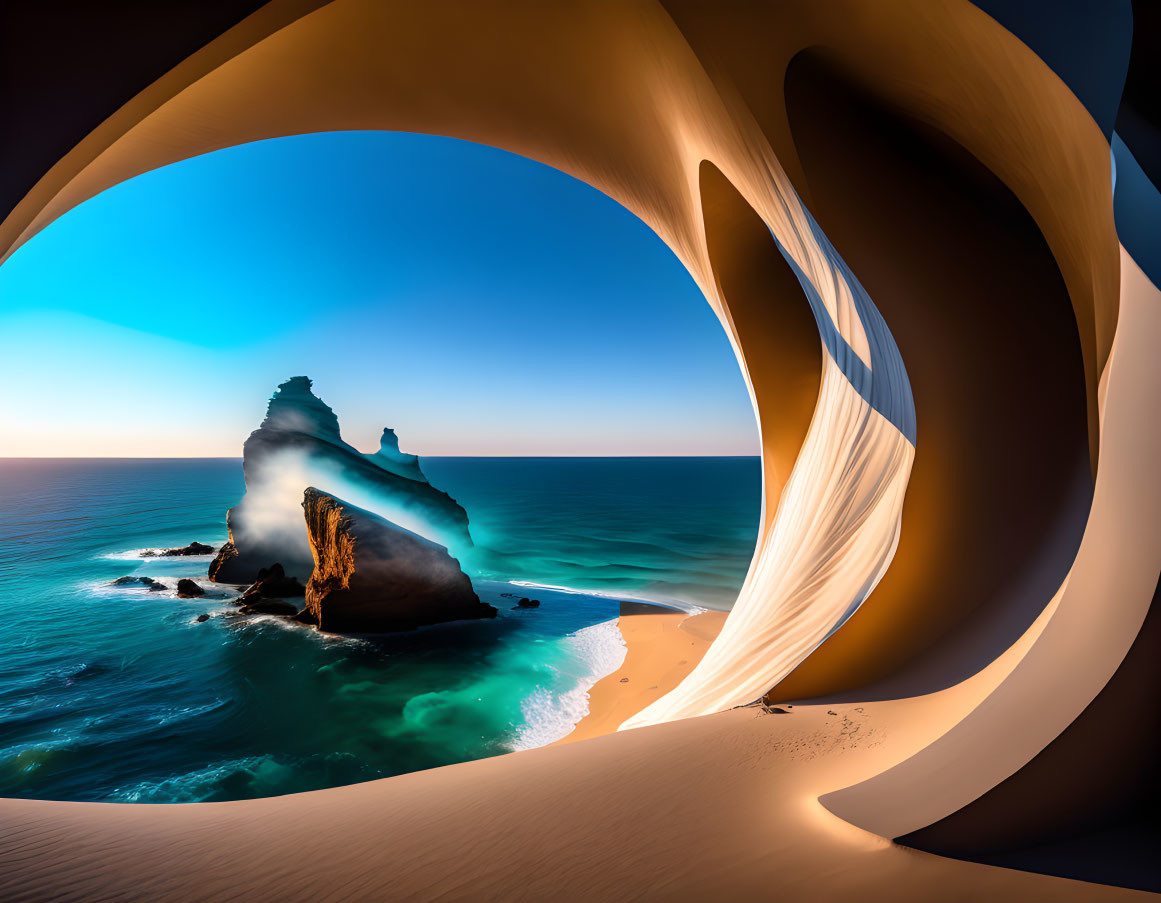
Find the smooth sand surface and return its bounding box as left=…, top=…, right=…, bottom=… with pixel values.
left=1, top=702, right=1150, bottom=902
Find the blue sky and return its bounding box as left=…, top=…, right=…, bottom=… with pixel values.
left=0, top=132, right=758, bottom=457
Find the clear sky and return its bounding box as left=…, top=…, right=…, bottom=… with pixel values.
left=0, top=131, right=758, bottom=457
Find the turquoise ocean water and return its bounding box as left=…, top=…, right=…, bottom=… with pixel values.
left=0, top=457, right=758, bottom=802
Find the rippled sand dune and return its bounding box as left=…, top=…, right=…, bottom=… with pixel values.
left=2, top=0, right=1159, bottom=899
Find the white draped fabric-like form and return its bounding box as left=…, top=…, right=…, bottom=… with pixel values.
left=623, top=352, right=914, bottom=727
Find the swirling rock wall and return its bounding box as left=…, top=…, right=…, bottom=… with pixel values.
left=771, top=48, right=1093, bottom=699
left=2, top=0, right=1160, bottom=895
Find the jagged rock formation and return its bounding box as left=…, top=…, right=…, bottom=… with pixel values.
left=301, top=487, right=495, bottom=633
left=233, top=564, right=307, bottom=617
left=208, top=377, right=474, bottom=585
left=367, top=428, right=425, bottom=482
left=237, top=563, right=305, bottom=604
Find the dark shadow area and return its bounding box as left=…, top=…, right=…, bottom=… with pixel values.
left=1116, top=0, right=1161, bottom=189
left=0, top=0, right=277, bottom=215
left=968, top=0, right=1132, bottom=139
left=771, top=49, right=1092, bottom=701
left=698, top=161, right=821, bottom=517
left=901, top=576, right=1161, bottom=893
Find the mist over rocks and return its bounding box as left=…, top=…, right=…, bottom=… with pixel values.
left=208, top=376, right=475, bottom=585
left=301, top=488, right=496, bottom=633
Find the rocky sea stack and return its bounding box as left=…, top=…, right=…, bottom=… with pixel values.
left=208, top=376, right=474, bottom=585
left=301, top=488, right=496, bottom=633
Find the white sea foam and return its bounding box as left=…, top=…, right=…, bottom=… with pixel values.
left=107, top=756, right=268, bottom=803
left=99, top=548, right=217, bottom=562
left=510, top=618, right=627, bottom=751
left=100, top=548, right=158, bottom=561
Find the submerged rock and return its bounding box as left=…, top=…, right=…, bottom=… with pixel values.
left=176, top=579, right=205, bottom=599
left=302, top=487, right=496, bottom=633
left=109, top=575, right=166, bottom=591
left=208, top=376, right=475, bottom=586
left=240, top=598, right=300, bottom=617
left=143, top=541, right=216, bottom=557
left=516, top=597, right=540, bottom=609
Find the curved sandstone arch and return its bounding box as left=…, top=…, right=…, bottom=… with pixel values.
left=2, top=1, right=1159, bottom=899
left=770, top=46, right=1094, bottom=700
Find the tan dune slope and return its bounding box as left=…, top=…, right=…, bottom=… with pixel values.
left=0, top=700, right=1152, bottom=903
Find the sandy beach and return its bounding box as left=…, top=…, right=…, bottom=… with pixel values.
left=562, top=601, right=727, bottom=744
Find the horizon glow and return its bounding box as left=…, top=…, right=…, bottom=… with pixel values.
left=0, top=131, right=760, bottom=457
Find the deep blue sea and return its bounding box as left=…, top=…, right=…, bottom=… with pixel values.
left=0, top=457, right=758, bottom=803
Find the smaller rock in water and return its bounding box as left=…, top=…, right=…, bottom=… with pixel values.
left=176, top=579, right=205, bottom=599
left=195, top=613, right=211, bottom=623
left=238, top=563, right=306, bottom=605
left=143, top=541, right=216, bottom=558
left=110, top=575, right=167, bottom=590
left=516, top=597, right=540, bottom=609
